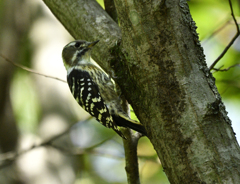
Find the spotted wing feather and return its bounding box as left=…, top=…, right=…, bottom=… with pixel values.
left=67, top=69, right=125, bottom=138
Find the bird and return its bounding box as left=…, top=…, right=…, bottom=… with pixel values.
left=62, top=40, right=147, bottom=139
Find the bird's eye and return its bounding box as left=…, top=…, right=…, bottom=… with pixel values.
left=74, top=42, right=81, bottom=48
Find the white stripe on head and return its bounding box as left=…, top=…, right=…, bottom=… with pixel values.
left=67, top=42, right=77, bottom=47
left=71, top=50, right=78, bottom=62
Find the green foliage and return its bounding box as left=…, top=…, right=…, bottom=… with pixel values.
left=189, top=0, right=240, bottom=100
left=11, top=71, right=41, bottom=133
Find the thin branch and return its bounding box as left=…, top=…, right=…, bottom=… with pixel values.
left=0, top=127, right=148, bottom=170
left=0, top=53, right=66, bottom=83
left=209, top=0, right=240, bottom=70
left=123, top=129, right=141, bottom=184
left=48, top=136, right=112, bottom=157
left=0, top=115, right=134, bottom=170
left=213, top=63, right=240, bottom=72
left=0, top=127, right=71, bottom=169
left=0, top=117, right=96, bottom=165
left=104, top=0, right=118, bottom=23
left=0, top=121, right=112, bottom=170
left=121, top=96, right=141, bottom=184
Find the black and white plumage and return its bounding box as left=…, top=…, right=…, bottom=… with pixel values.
left=62, top=40, right=147, bottom=139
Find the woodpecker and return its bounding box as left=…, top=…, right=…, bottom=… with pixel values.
left=62, top=40, right=147, bottom=139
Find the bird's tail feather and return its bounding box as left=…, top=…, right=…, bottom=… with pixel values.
left=112, top=115, right=147, bottom=135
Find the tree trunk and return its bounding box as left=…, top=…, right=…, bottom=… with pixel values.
left=43, top=0, right=240, bottom=183
left=0, top=0, right=35, bottom=183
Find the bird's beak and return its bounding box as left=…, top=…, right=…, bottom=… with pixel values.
left=87, top=40, right=100, bottom=49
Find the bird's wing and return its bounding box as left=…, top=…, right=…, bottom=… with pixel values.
left=67, top=68, right=126, bottom=138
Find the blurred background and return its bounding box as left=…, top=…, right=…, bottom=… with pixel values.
left=0, top=0, right=239, bottom=183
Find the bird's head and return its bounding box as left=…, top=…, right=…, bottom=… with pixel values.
left=62, top=40, right=99, bottom=70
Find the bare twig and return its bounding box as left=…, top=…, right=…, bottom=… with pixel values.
left=209, top=0, right=240, bottom=70
left=213, top=63, right=240, bottom=72
left=0, top=53, right=66, bottom=83
left=48, top=136, right=112, bottom=156
left=0, top=129, right=131, bottom=170
left=120, top=96, right=141, bottom=184
left=0, top=127, right=71, bottom=169
left=0, top=120, right=113, bottom=170
left=123, top=129, right=141, bottom=184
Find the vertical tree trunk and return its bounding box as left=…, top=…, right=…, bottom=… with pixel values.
left=0, top=0, right=35, bottom=183
left=43, top=0, right=240, bottom=183
left=113, top=0, right=240, bottom=183
left=0, top=0, right=19, bottom=154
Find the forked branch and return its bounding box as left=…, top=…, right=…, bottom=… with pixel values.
left=209, top=0, right=240, bottom=70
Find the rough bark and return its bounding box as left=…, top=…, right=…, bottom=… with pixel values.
left=43, top=0, right=240, bottom=183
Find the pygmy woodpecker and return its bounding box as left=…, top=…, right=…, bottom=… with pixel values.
left=62, top=40, right=147, bottom=139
